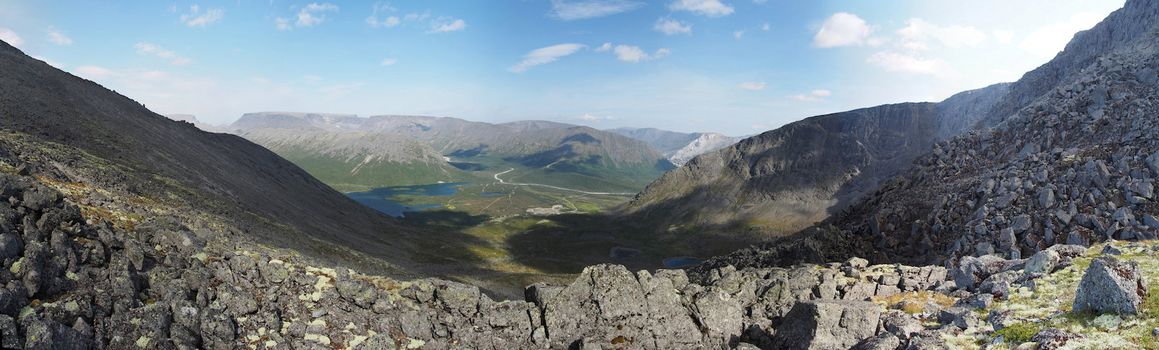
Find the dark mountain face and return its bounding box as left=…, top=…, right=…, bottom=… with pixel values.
left=623, top=84, right=1008, bottom=238
left=697, top=0, right=1159, bottom=270
left=0, top=40, right=435, bottom=278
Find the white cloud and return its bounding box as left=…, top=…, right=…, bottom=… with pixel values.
left=789, top=89, right=831, bottom=102
left=813, top=12, right=872, bottom=48
left=1020, top=12, right=1104, bottom=58
left=296, top=3, right=339, bottom=28
left=669, top=0, right=734, bottom=17
left=576, top=113, right=614, bottom=121
left=47, top=27, right=72, bottom=45
left=896, top=18, right=986, bottom=50
left=366, top=3, right=400, bottom=28
left=180, top=4, right=224, bottom=27
left=761, top=23, right=770, bottom=31
left=866, top=51, right=955, bottom=77
left=74, top=65, right=116, bottom=79
left=135, top=42, right=192, bottom=65
left=0, top=28, right=23, bottom=48
left=550, top=0, right=643, bottom=21
left=32, top=56, right=65, bottom=69
left=733, top=30, right=744, bottom=39
left=381, top=58, right=397, bottom=66
left=992, top=29, right=1014, bottom=45
left=275, top=18, right=292, bottom=31
left=654, top=18, right=692, bottom=35
left=430, top=18, right=467, bottom=33
left=510, top=43, right=586, bottom=73
left=613, top=45, right=669, bottom=63
left=594, top=42, right=612, bottom=52
left=737, top=81, right=765, bottom=90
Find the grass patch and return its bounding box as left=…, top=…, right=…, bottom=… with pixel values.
left=994, top=322, right=1041, bottom=344
left=872, top=291, right=957, bottom=315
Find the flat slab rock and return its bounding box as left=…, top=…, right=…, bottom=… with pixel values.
left=771, top=300, right=883, bottom=350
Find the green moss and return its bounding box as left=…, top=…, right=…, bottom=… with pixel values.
left=995, top=323, right=1041, bottom=344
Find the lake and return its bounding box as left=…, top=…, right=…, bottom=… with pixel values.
left=347, top=183, right=462, bottom=217
left=662, top=257, right=704, bottom=269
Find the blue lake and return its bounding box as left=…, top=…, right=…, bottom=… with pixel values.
left=662, top=257, right=704, bottom=269
left=347, top=183, right=462, bottom=217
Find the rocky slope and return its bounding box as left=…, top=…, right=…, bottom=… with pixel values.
left=0, top=39, right=493, bottom=285
left=610, top=127, right=741, bottom=166
left=623, top=84, right=1007, bottom=237
left=702, top=0, right=1159, bottom=270
left=5, top=166, right=1152, bottom=349
left=667, top=132, right=742, bottom=166
left=232, top=114, right=673, bottom=192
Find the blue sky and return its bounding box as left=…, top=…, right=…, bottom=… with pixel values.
left=0, top=0, right=1125, bottom=135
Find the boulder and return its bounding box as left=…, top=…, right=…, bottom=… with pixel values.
left=1023, top=249, right=1060, bottom=276
left=771, top=300, right=882, bottom=350
left=1032, top=328, right=1084, bottom=350
left=852, top=333, right=901, bottom=350
left=1072, top=257, right=1148, bottom=315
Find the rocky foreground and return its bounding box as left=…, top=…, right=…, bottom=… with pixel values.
left=1, top=168, right=1155, bottom=349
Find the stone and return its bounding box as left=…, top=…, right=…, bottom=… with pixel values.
left=1039, top=188, right=1056, bottom=208
left=1102, top=245, right=1122, bottom=255
left=0, top=315, right=20, bottom=350
left=1073, top=257, right=1148, bottom=315
left=852, top=333, right=901, bottom=350
left=954, top=293, right=993, bottom=310
left=771, top=300, right=882, bottom=350
left=1010, top=215, right=1033, bottom=233
left=953, top=255, right=1012, bottom=292
left=1023, top=249, right=1060, bottom=275
left=881, top=311, right=923, bottom=339
left=1032, top=328, right=1084, bottom=350
left=937, top=307, right=979, bottom=330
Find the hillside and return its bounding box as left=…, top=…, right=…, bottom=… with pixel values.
left=0, top=39, right=488, bottom=284
left=610, top=127, right=741, bottom=165
left=232, top=113, right=674, bottom=192
left=699, top=0, right=1159, bottom=269
left=622, top=83, right=1008, bottom=238
left=236, top=128, right=468, bottom=191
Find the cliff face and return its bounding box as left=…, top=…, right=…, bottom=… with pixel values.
left=702, top=0, right=1159, bottom=269
left=623, top=84, right=1007, bottom=237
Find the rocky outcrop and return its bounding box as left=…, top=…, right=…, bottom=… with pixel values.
left=771, top=300, right=882, bottom=350
left=668, top=132, right=742, bottom=166
left=701, top=0, right=1159, bottom=272
left=0, top=171, right=960, bottom=348
left=623, top=83, right=1008, bottom=241
left=1073, top=256, right=1149, bottom=315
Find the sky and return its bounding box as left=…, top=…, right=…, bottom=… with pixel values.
left=0, top=0, right=1127, bottom=136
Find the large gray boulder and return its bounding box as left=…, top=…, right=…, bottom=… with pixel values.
left=771, top=300, right=882, bottom=350
left=1073, top=256, right=1148, bottom=315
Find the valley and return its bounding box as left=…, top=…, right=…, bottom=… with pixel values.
left=2, top=1, right=1155, bottom=349
left=220, top=112, right=748, bottom=292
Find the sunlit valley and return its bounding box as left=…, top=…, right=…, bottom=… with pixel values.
left=4, top=0, right=1159, bottom=349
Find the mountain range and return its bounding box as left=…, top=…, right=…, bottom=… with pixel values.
left=1, top=0, right=1158, bottom=348
left=609, top=127, right=742, bottom=165
left=229, top=113, right=678, bottom=192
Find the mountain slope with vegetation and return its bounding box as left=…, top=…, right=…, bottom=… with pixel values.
left=232, top=113, right=674, bottom=192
